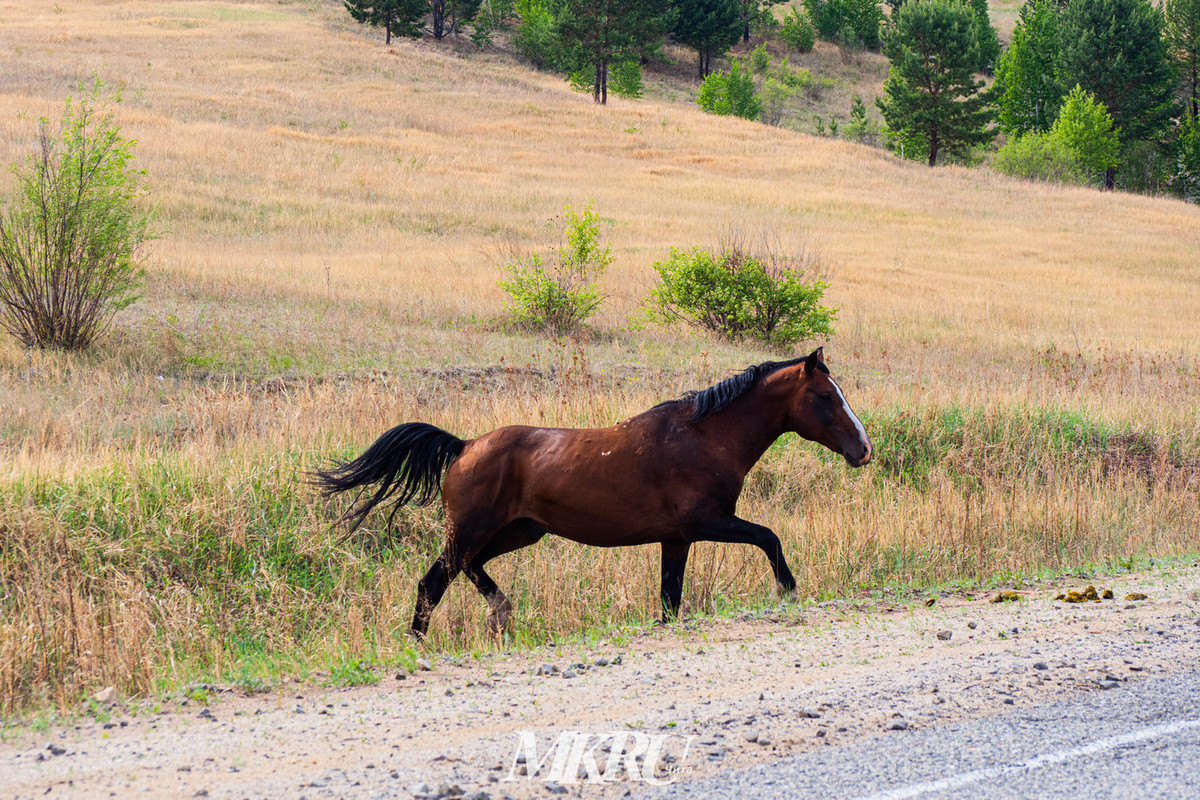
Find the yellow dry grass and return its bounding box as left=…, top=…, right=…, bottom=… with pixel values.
left=0, top=0, right=1198, bottom=709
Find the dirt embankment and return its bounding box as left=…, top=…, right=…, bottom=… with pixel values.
left=4, top=566, right=1199, bottom=800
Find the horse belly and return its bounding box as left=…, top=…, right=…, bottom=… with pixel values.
left=522, top=452, right=688, bottom=547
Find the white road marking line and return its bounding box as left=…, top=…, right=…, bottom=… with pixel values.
left=855, top=718, right=1200, bottom=800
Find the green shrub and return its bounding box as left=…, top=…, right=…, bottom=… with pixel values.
left=1167, top=116, right=1200, bottom=202
left=844, top=94, right=878, bottom=144
left=1117, top=140, right=1170, bottom=194
left=610, top=60, right=644, bottom=99
left=747, top=43, right=771, bottom=74
left=758, top=78, right=794, bottom=126
left=513, top=1, right=569, bottom=70
left=779, top=7, right=816, bottom=52
left=992, top=132, right=1083, bottom=183
left=0, top=79, right=153, bottom=350
left=498, top=201, right=610, bottom=333
left=697, top=58, right=763, bottom=120
left=804, top=0, right=882, bottom=50
left=645, top=240, right=836, bottom=348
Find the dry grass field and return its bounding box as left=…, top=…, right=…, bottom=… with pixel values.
left=1, top=0, right=1198, bottom=712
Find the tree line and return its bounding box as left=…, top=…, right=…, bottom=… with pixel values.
left=880, top=0, right=1199, bottom=198
left=346, top=0, right=1200, bottom=199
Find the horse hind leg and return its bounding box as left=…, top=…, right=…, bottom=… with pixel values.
left=465, top=518, right=547, bottom=636
left=411, top=544, right=468, bottom=638
left=466, top=562, right=513, bottom=635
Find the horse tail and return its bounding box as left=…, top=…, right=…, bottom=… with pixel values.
left=311, top=422, right=466, bottom=531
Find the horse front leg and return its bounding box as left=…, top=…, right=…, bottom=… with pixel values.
left=687, top=516, right=797, bottom=598
left=660, top=542, right=691, bottom=622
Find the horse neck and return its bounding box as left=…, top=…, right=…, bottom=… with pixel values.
left=698, top=375, right=792, bottom=474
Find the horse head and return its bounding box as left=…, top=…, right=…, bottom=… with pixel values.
left=787, top=347, right=872, bottom=467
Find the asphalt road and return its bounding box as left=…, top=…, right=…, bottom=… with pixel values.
left=648, top=669, right=1200, bottom=799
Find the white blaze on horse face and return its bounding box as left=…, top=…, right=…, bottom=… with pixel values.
left=829, top=375, right=869, bottom=450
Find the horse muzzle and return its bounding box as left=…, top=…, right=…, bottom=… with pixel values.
left=844, top=441, right=872, bottom=468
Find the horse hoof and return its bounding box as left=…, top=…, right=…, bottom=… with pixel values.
left=487, top=599, right=513, bottom=635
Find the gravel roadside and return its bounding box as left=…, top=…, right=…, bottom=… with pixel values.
left=4, top=565, right=1198, bottom=800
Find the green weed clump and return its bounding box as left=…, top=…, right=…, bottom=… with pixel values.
left=498, top=201, right=610, bottom=334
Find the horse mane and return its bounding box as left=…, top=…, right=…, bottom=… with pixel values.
left=659, top=356, right=827, bottom=422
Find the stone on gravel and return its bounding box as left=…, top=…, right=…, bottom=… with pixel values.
left=936, top=630, right=952, bottom=641
left=800, top=707, right=821, bottom=718
left=967, top=621, right=978, bottom=629
left=562, top=669, right=577, bottom=679
left=436, top=782, right=463, bottom=797
left=1098, top=679, right=1121, bottom=690
left=546, top=782, right=568, bottom=794
left=535, top=664, right=559, bottom=676
left=743, top=730, right=759, bottom=743
left=1033, top=662, right=1049, bottom=670
left=92, top=686, right=116, bottom=704
left=408, top=782, right=432, bottom=797
left=417, top=658, right=433, bottom=671
left=886, top=718, right=909, bottom=731
left=594, top=658, right=610, bottom=667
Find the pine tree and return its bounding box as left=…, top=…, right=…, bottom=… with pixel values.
left=672, top=0, right=743, bottom=78
left=558, top=0, right=642, bottom=103
left=1166, top=0, right=1200, bottom=121
left=1058, top=0, right=1177, bottom=151
left=877, top=0, right=996, bottom=166
left=969, top=0, right=1000, bottom=73
left=344, top=0, right=425, bottom=43
left=995, top=0, right=1062, bottom=134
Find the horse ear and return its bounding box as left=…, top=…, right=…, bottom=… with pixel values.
left=803, top=347, right=825, bottom=374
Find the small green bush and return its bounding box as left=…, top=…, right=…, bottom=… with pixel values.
left=992, top=132, right=1083, bottom=184
left=758, top=78, right=794, bottom=126
left=0, top=79, right=153, bottom=350
left=844, top=94, right=879, bottom=144
left=498, top=201, right=610, bottom=334
left=645, top=241, right=836, bottom=348
left=610, top=60, right=644, bottom=99
left=747, top=44, right=771, bottom=75
left=779, top=7, right=816, bottom=53
left=697, top=59, right=763, bottom=120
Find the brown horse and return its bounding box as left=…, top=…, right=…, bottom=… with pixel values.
left=314, top=347, right=871, bottom=637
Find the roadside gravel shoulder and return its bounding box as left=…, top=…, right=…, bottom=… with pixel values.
left=4, top=565, right=1198, bottom=799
